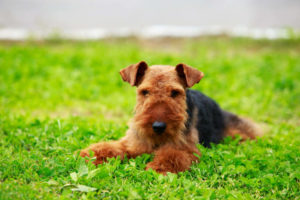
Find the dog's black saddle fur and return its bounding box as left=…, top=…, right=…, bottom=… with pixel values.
left=185, top=89, right=227, bottom=147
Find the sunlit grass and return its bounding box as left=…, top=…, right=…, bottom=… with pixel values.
left=0, top=37, right=299, bottom=199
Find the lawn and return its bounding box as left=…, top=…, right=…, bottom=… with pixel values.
left=0, top=37, right=299, bottom=199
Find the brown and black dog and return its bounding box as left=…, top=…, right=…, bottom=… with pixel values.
left=80, top=61, right=261, bottom=174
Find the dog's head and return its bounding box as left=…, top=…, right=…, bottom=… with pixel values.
left=120, top=61, right=204, bottom=142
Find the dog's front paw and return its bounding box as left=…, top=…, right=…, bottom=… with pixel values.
left=80, top=142, right=126, bottom=166
left=145, top=161, right=171, bottom=175
left=79, top=149, right=90, bottom=158
left=79, top=149, right=105, bottom=165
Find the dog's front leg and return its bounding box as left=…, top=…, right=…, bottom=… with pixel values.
left=80, top=132, right=152, bottom=165
left=80, top=140, right=129, bottom=165
left=146, top=144, right=201, bottom=175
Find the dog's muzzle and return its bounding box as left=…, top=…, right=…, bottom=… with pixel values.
left=152, top=121, right=166, bottom=135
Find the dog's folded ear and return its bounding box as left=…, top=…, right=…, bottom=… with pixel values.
left=175, top=63, right=204, bottom=88
left=120, top=61, right=148, bottom=86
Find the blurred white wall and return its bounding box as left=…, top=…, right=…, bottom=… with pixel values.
left=0, top=0, right=299, bottom=39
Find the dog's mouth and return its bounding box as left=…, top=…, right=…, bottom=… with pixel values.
left=133, top=104, right=187, bottom=137
left=134, top=117, right=185, bottom=137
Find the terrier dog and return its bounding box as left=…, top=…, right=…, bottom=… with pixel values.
left=80, top=61, right=260, bottom=174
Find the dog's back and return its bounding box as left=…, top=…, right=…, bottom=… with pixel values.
left=186, top=89, right=261, bottom=147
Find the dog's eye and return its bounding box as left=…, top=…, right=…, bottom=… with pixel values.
left=171, top=90, right=180, bottom=98
left=141, top=90, right=149, bottom=96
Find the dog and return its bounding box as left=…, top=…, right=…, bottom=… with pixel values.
left=80, top=61, right=261, bottom=174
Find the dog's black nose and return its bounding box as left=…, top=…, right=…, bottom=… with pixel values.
left=152, top=121, right=166, bottom=134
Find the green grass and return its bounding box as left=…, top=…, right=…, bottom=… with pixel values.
left=0, top=37, right=299, bottom=199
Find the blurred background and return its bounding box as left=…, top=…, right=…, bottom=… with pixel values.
left=0, top=0, right=299, bottom=40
